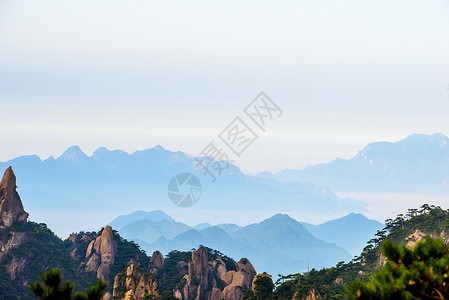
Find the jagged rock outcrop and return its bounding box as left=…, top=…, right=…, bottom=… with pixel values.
left=83, top=225, right=117, bottom=299
left=406, top=229, right=427, bottom=248
left=293, top=288, right=321, bottom=300
left=113, top=261, right=159, bottom=300
left=176, top=247, right=218, bottom=300
left=149, top=250, right=165, bottom=274
left=0, top=168, right=30, bottom=283
left=405, top=229, right=449, bottom=249
left=0, top=167, right=28, bottom=228
left=221, top=258, right=257, bottom=300
left=0, top=232, right=28, bottom=261
left=377, top=252, right=387, bottom=267
left=68, top=233, right=78, bottom=243
left=85, top=226, right=117, bottom=282
left=174, top=247, right=256, bottom=300
left=6, top=256, right=27, bottom=281
left=67, top=233, right=93, bottom=260
left=333, top=277, right=343, bottom=285
left=374, top=229, right=449, bottom=268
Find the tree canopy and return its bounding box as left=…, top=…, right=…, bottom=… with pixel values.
left=348, top=237, right=449, bottom=300
left=30, top=269, right=107, bottom=300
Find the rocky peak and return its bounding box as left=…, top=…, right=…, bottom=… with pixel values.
left=68, top=233, right=77, bottom=243
left=172, top=247, right=257, bottom=300
left=236, top=258, right=256, bottom=275
left=220, top=258, right=256, bottom=300
left=149, top=250, right=164, bottom=274
left=0, top=167, right=28, bottom=228
left=113, top=261, right=159, bottom=300
left=191, top=246, right=208, bottom=275
left=85, top=226, right=117, bottom=283
left=58, top=146, right=89, bottom=162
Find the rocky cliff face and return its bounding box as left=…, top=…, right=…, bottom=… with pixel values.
left=220, top=258, right=257, bottom=300
left=293, top=288, right=321, bottom=300
left=0, top=167, right=153, bottom=299
left=0, top=167, right=258, bottom=300
left=174, top=247, right=256, bottom=300
left=0, top=167, right=30, bottom=289
left=83, top=225, right=117, bottom=299
left=374, top=229, right=449, bottom=268
left=0, top=231, right=28, bottom=261
left=149, top=250, right=165, bottom=274
left=113, top=260, right=159, bottom=300
left=0, top=167, right=28, bottom=228
left=405, top=229, right=449, bottom=248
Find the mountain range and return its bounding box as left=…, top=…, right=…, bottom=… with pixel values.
left=0, top=144, right=364, bottom=216
left=106, top=209, right=383, bottom=276
left=2, top=164, right=447, bottom=299
left=0, top=167, right=261, bottom=300
left=301, top=212, right=384, bottom=256
left=258, top=133, right=449, bottom=195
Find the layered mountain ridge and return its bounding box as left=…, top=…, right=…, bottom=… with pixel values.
left=0, top=167, right=262, bottom=300
left=259, top=133, right=449, bottom=194
left=107, top=210, right=382, bottom=276
left=0, top=145, right=364, bottom=216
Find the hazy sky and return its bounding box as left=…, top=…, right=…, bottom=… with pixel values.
left=1, top=0, right=449, bottom=174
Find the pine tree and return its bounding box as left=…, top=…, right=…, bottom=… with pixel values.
left=348, top=237, right=449, bottom=300
left=253, top=273, right=274, bottom=300
left=30, top=269, right=107, bottom=300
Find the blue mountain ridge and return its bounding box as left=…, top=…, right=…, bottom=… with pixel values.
left=258, top=133, right=449, bottom=195
left=0, top=145, right=364, bottom=213
left=106, top=210, right=381, bottom=276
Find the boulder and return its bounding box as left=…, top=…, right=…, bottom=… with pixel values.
left=219, top=258, right=256, bottom=300
left=333, top=277, right=343, bottom=285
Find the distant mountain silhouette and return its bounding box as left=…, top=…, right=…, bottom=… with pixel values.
left=0, top=145, right=363, bottom=213
left=301, top=213, right=383, bottom=256
left=107, top=210, right=174, bottom=230
left=119, top=219, right=191, bottom=244
left=193, top=222, right=212, bottom=230
left=258, top=133, right=449, bottom=195
left=217, top=223, right=242, bottom=234
left=129, top=212, right=352, bottom=276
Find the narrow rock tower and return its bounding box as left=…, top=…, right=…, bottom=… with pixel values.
left=0, top=167, right=28, bottom=228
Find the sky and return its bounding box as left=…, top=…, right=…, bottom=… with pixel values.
left=1, top=0, right=449, bottom=174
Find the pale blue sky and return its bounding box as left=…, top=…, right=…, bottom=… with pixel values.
left=1, top=0, right=449, bottom=173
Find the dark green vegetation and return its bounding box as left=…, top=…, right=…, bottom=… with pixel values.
left=0, top=216, right=239, bottom=300
left=155, top=249, right=192, bottom=296
left=0, top=264, right=18, bottom=299
left=4, top=204, right=449, bottom=299
left=30, top=269, right=107, bottom=300
left=146, top=213, right=353, bottom=277
left=109, top=230, right=150, bottom=284
left=272, top=204, right=449, bottom=300
left=0, top=221, right=98, bottom=299
left=0, top=222, right=149, bottom=299
left=242, top=273, right=278, bottom=300
left=348, top=237, right=449, bottom=299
